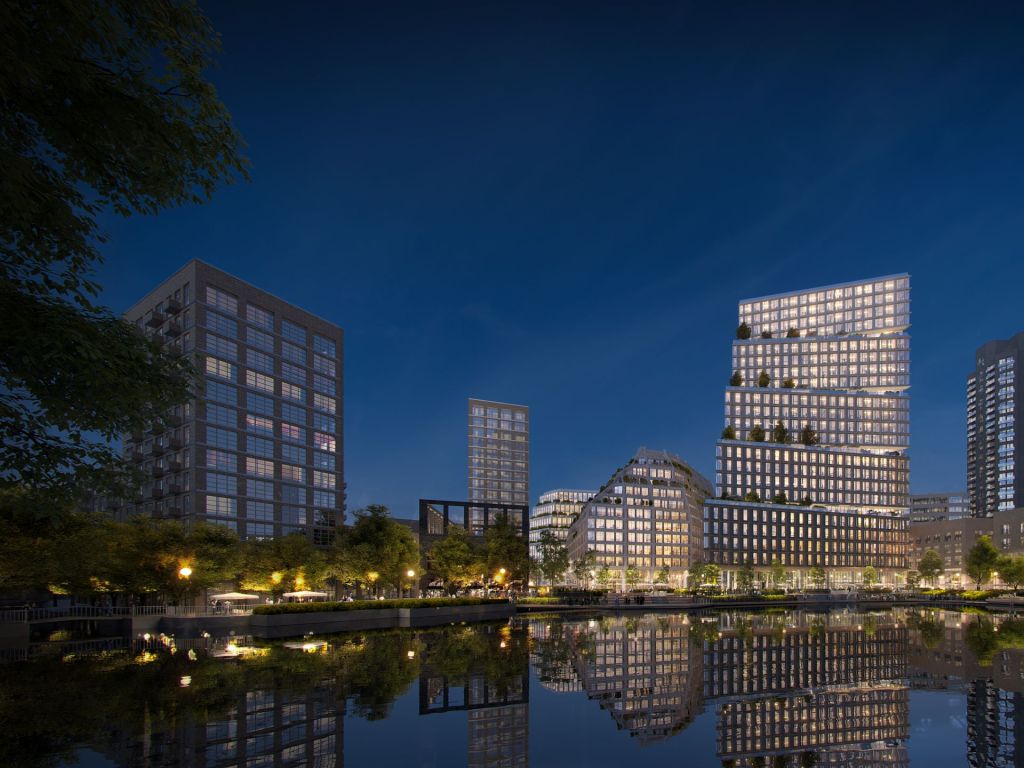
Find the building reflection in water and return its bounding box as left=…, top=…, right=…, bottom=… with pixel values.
left=418, top=623, right=530, bottom=768
left=530, top=611, right=912, bottom=765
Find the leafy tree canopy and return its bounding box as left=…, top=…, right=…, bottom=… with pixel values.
left=1, top=0, right=247, bottom=506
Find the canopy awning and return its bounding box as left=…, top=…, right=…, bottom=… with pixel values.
left=282, top=590, right=329, bottom=599
left=209, top=592, right=260, bottom=601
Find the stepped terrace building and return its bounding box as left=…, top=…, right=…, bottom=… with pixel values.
left=566, top=448, right=712, bottom=589
left=118, top=261, right=344, bottom=543
left=703, top=275, right=911, bottom=587
left=528, top=489, right=594, bottom=563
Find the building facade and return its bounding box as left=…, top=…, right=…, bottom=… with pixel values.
left=910, top=507, right=1024, bottom=585
left=704, top=275, right=911, bottom=586
left=566, top=448, right=712, bottom=589
left=121, top=261, right=344, bottom=543
left=528, top=489, right=594, bottom=563
left=909, top=492, right=968, bottom=522
left=468, top=399, right=529, bottom=506
left=968, top=332, right=1024, bottom=517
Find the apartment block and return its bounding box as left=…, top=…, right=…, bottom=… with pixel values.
left=566, top=448, right=712, bottom=588
left=968, top=332, right=1024, bottom=517
left=528, top=489, right=594, bottom=563
left=121, top=260, right=344, bottom=543
left=468, top=399, right=529, bottom=506
left=704, top=275, right=911, bottom=586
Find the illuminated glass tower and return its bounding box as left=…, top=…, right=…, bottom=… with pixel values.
left=529, top=489, right=594, bottom=562
left=703, top=275, right=911, bottom=586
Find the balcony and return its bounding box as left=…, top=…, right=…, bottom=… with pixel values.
left=151, top=487, right=165, bottom=499
left=168, top=458, right=183, bottom=472
left=167, top=483, right=182, bottom=495
left=168, top=436, right=182, bottom=450
left=131, top=430, right=145, bottom=442
left=152, top=464, right=166, bottom=478
left=151, top=442, right=165, bottom=456
left=164, top=322, right=182, bottom=338
left=131, top=450, right=144, bottom=463
left=147, top=422, right=164, bottom=436
left=166, top=414, right=182, bottom=427
left=165, top=298, right=182, bottom=314
left=145, top=311, right=166, bottom=328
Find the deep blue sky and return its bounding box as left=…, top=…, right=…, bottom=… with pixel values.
left=95, top=1, right=1024, bottom=519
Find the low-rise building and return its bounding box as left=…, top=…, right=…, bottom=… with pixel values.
left=528, top=489, right=594, bottom=563
left=566, top=448, right=712, bottom=590
left=909, top=507, right=1024, bottom=585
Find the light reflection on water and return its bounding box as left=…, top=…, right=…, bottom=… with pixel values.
left=1, top=608, right=1021, bottom=767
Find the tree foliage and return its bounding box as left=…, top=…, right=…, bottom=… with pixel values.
left=799, top=424, right=819, bottom=446
left=861, top=565, right=879, bottom=587
left=484, top=514, right=530, bottom=585
left=736, top=322, right=751, bottom=340
left=966, top=535, right=1000, bottom=589
left=0, top=0, right=247, bottom=504
left=721, top=424, right=737, bottom=440
left=427, top=527, right=481, bottom=594
left=917, top=549, right=944, bottom=585
left=998, top=554, right=1024, bottom=590
left=729, top=371, right=743, bottom=387
left=770, top=421, right=789, bottom=444
left=240, top=532, right=328, bottom=597
left=738, top=561, right=755, bottom=592
left=757, top=369, right=770, bottom=387
left=572, top=549, right=597, bottom=587
left=334, top=505, right=419, bottom=592
left=537, top=530, right=570, bottom=585
left=749, top=423, right=766, bottom=442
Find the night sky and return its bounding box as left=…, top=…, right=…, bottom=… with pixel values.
left=94, top=1, right=1024, bottom=519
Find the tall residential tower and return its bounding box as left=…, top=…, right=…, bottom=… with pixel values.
left=468, top=399, right=529, bottom=506
left=121, top=261, right=344, bottom=543
left=703, top=275, right=911, bottom=586
left=967, top=332, right=1024, bottom=517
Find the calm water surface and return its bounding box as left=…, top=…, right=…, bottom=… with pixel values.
left=2, top=608, right=1021, bottom=767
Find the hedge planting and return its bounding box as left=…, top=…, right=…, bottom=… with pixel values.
left=253, top=598, right=508, bottom=615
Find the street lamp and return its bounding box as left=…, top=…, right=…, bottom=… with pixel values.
left=406, top=569, right=416, bottom=599
left=178, top=565, right=192, bottom=579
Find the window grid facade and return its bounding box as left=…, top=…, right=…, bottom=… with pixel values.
left=120, top=260, right=344, bottom=544
left=468, top=399, right=529, bottom=506
left=967, top=333, right=1024, bottom=517
left=567, top=449, right=713, bottom=587
left=528, top=489, right=595, bottom=564
left=706, top=275, right=911, bottom=584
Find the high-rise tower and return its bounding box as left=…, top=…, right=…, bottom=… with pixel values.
left=468, top=399, right=529, bottom=506
left=703, top=275, right=911, bottom=587
left=967, top=332, right=1024, bottom=517
left=120, top=260, right=344, bottom=543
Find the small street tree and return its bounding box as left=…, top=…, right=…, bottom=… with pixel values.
left=427, top=527, right=481, bottom=594
left=572, top=550, right=597, bottom=587
left=485, top=514, right=530, bottom=587
left=809, top=565, right=827, bottom=589
left=688, top=560, right=707, bottom=590
left=537, top=530, right=570, bottom=585
left=770, top=558, right=787, bottom=589
left=966, top=535, right=1001, bottom=589
left=596, top=566, right=612, bottom=589
left=998, top=554, right=1024, bottom=591
left=704, top=564, right=721, bottom=588
left=625, top=566, right=641, bottom=590
left=917, top=549, right=944, bottom=586
left=654, top=567, right=669, bottom=586
left=862, top=565, right=879, bottom=587
left=906, top=570, right=921, bottom=590
left=738, top=561, right=756, bottom=593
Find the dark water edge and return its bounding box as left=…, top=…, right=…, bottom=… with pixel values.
left=1, top=607, right=1021, bottom=768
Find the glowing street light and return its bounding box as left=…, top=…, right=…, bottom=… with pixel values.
left=407, top=569, right=416, bottom=579
left=178, top=565, right=192, bottom=579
